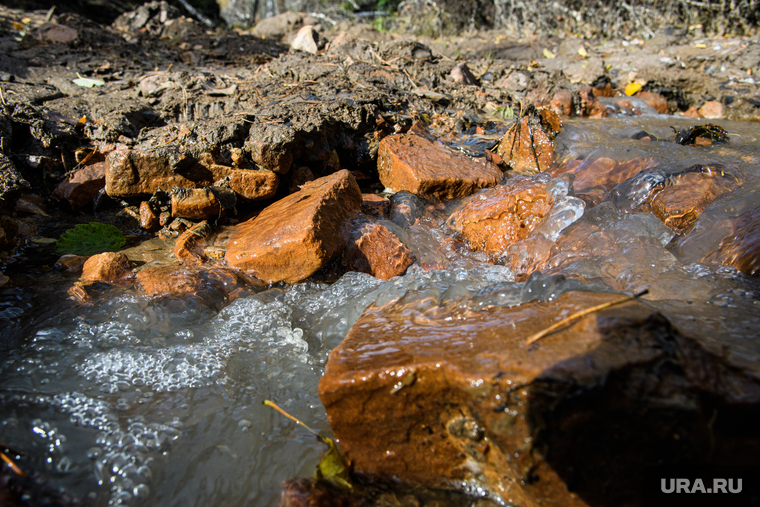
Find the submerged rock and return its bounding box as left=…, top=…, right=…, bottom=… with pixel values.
left=81, top=252, right=132, bottom=282
left=320, top=290, right=760, bottom=506
left=225, top=170, right=362, bottom=283
left=703, top=207, right=760, bottom=276
left=377, top=126, right=503, bottom=200
left=174, top=220, right=212, bottom=266
left=448, top=176, right=553, bottom=254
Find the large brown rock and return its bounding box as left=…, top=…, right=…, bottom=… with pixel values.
left=52, top=162, right=107, bottom=210
left=105, top=148, right=278, bottom=200
left=225, top=170, right=362, bottom=283
left=636, top=91, right=669, bottom=114
left=319, top=290, right=760, bottom=507
left=448, top=177, right=553, bottom=254
left=81, top=252, right=132, bottom=282
left=497, top=107, right=562, bottom=175
left=342, top=223, right=415, bottom=280
left=377, top=126, right=503, bottom=200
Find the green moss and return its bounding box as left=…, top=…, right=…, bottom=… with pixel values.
left=56, top=223, right=126, bottom=256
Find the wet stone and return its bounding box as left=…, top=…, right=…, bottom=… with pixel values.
left=448, top=176, right=553, bottom=255
left=646, top=170, right=739, bottom=234
left=342, top=222, right=415, bottom=280
left=81, top=252, right=132, bottom=283
left=377, top=125, right=503, bottom=200
left=699, top=100, right=725, bottom=119
left=635, top=91, right=669, bottom=114
left=139, top=201, right=160, bottom=231
left=52, top=162, right=106, bottom=210
left=55, top=254, right=89, bottom=274
left=105, top=147, right=278, bottom=200
left=497, top=107, right=562, bottom=175
left=225, top=170, right=362, bottom=284
left=171, top=188, right=224, bottom=220
left=174, top=220, right=212, bottom=266
left=361, top=193, right=390, bottom=217
left=319, top=290, right=760, bottom=506
left=703, top=207, right=760, bottom=276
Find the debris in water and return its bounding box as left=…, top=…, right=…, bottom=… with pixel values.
left=671, top=124, right=729, bottom=146
left=264, top=400, right=352, bottom=490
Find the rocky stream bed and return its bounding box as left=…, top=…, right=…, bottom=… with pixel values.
left=0, top=2, right=759, bottom=507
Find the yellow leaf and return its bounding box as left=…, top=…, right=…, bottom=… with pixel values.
left=625, top=82, right=642, bottom=96
left=12, top=21, right=24, bottom=31
left=578, top=47, right=588, bottom=58
left=21, top=17, right=31, bottom=24
left=695, top=43, right=707, bottom=48
left=605, top=64, right=613, bottom=72
left=543, top=48, right=555, bottom=59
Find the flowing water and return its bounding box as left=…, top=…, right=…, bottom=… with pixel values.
left=1, top=115, right=759, bottom=506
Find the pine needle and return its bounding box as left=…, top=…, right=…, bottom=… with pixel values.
left=1, top=451, right=26, bottom=476
left=524, top=289, right=649, bottom=346
left=263, top=400, right=321, bottom=439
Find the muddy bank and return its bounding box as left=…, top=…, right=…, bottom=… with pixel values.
left=0, top=2, right=759, bottom=507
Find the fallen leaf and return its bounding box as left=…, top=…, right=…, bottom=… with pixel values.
left=73, top=78, right=105, bottom=88
left=578, top=46, right=588, bottom=58
left=543, top=48, right=556, bottom=59
left=264, top=400, right=352, bottom=490
left=695, top=43, right=707, bottom=48
left=624, top=82, right=642, bottom=96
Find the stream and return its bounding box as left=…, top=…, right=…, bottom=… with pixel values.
left=1, top=115, right=759, bottom=506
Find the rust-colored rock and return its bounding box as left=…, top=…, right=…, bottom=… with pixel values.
left=225, top=170, right=362, bottom=283
left=361, top=193, right=390, bottom=217
left=647, top=169, right=738, bottom=234
left=578, top=85, right=608, bottom=118
left=105, top=147, right=278, bottom=200
left=135, top=266, right=204, bottom=295
left=81, top=252, right=132, bottom=283
left=549, top=89, right=573, bottom=116
left=636, top=91, right=669, bottom=114
left=139, top=201, right=160, bottom=231
left=698, top=100, right=724, bottom=119
left=55, top=254, right=89, bottom=274
left=682, top=106, right=704, bottom=119
left=550, top=157, right=658, bottom=205
left=448, top=177, right=552, bottom=253
left=174, top=221, right=212, bottom=266
left=52, top=162, right=106, bottom=210
left=319, top=290, right=760, bottom=506
left=171, top=188, right=221, bottom=220
left=497, top=107, right=562, bottom=175
left=343, top=223, right=415, bottom=279
left=377, top=126, right=503, bottom=200
left=703, top=207, right=760, bottom=276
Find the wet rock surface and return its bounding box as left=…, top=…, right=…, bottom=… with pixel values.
left=378, top=126, right=503, bottom=200
left=320, top=290, right=760, bottom=506
left=225, top=170, right=362, bottom=283
left=342, top=222, right=414, bottom=279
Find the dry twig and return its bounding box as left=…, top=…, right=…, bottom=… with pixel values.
left=524, top=289, right=649, bottom=346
